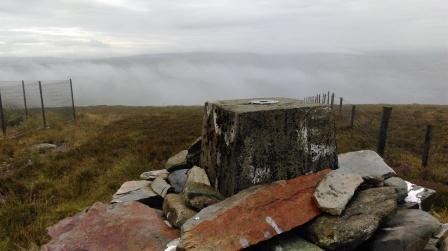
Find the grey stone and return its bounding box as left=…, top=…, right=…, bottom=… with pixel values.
left=336, top=150, right=396, bottom=182
left=306, top=187, right=398, bottom=251
left=437, top=224, right=448, bottom=251
left=403, top=181, right=436, bottom=211
left=139, top=169, right=169, bottom=181
left=31, top=143, right=57, bottom=153
left=151, top=176, right=173, bottom=198
left=163, top=193, right=197, bottom=228
left=314, top=171, right=364, bottom=215
left=165, top=150, right=189, bottom=172
left=168, top=169, right=188, bottom=193
left=185, top=166, right=211, bottom=188
left=201, top=97, right=338, bottom=196
left=248, top=232, right=324, bottom=251
left=183, top=182, right=224, bottom=210
left=384, top=177, right=408, bottom=202
left=370, top=209, right=441, bottom=251
left=111, top=185, right=162, bottom=208
left=186, top=137, right=201, bottom=166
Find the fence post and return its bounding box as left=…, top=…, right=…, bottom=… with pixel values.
left=327, top=91, right=330, bottom=105
left=22, top=80, right=28, bottom=118
left=70, top=79, right=76, bottom=121
left=330, top=93, right=335, bottom=109
left=0, top=89, right=6, bottom=137
left=422, top=124, right=432, bottom=167
left=339, top=97, right=343, bottom=113
left=350, top=105, right=356, bottom=129
left=377, top=106, right=393, bottom=157
left=38, top=81, right=47, bottom=128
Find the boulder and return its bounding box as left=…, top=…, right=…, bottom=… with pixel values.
left=384, top=177, right=408, bottom=202
left=306, top=187, right=398, bottom=251
left=168, top=169, right=189, bottom=193
left=180, top=169, right=330, bottom=250
left=42, top=202, right=179, bottom=251
left=140, top=169, right=169, bottom=181
left=187, top=137, right=201, bottom=166
left=314, top=171, right=364, bottom=215
left=404, top=181, right=436, bottom=211
left=185, top=166, right=211, bottom=187
left=183, top=182, right=224, bottom=210
left=369, top=209, right=441, bottom=251
left=111, top=181, right=162, bottom=208
left=201, top=98, right=337, bottom=196
left=249, top=231, right=324, bottom=251
left=165, top=150, right=189, bottom=172
left=336, top=150, right=396, bottom=182
left=163, top=194, right=197, bottom=228
left=31, top=143, right=57, bottom=153
left=437, top=224, right=448, bottom=251
left=151, top=176, right=173, bottom=198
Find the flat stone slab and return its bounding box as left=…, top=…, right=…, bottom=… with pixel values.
left=249, top=232, right=324, bottom=251
left=180, top=169, right=330, bottom=250
left=314, top=171, right=364, bottom=215
left=306, top=187, right=398, bottom=251
left=42, top=202, right=179, bottom=251
left=151, top=176, right=173, bottom=198
left=165, top=150, right=189, bottom=172
left=370, top=209, right=441, bottom=251
left=201, top=97, right=338, bottom=196
left=140, top=169, right=169, bottom=181
left=336, top=150, right=396, bottom=182
left=111, top=185, right=162, bottom=208
left=163, top=194, right=197, bottom=228
left=114, top=180, right=150, bottom=195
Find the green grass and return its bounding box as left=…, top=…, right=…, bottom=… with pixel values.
left=0, top=104, right=447, bottom=250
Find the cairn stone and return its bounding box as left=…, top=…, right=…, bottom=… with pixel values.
left=384, top=176, right=408, bottom=202
left=186, top=137, right=201, bottom=166
left=180, top=169, right=330, bottom=251
left=111, top=180, right=162, bottom=208
left=314, top=171, right=364, bottom=215
left=165, top=150, right=189, bottom=172
left=306, top=186, right=398, bottom=250
left=201, top=98, right=337, bottom=196
left=163, top=194, right=197, bottom=228
left=151, top=176, right=173, bottom=198
left=185, top=166, right=211, bottom=188
left=183, top=182, right=224, bottom=210
left=248, top=232, right=324, bottom=251
left=168, top=169, right=189, bottom=193
left=140, top=169, right=169, bottom=181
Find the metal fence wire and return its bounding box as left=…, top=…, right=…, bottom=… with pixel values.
left=0, top=79, right=75, bottom=137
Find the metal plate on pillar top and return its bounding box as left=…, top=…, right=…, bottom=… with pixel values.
left=248, top=99, right=279, bottom=105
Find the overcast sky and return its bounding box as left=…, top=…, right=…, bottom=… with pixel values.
left=1, top=0, right=447, bottom=57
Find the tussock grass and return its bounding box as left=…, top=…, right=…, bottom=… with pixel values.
left=0, top=104, right=447, bottom=249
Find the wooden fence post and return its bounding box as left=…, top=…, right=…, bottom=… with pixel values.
left=0, top=89, right=6, bottom=137
left=339, top=97, right=343, bottom=113
left=377, top=106, right=393, bottom=157
left=350, top=105, right=356, bottom=129
left=38, top=81, right=47, bottom=128
left=69, top=78, right=76, bottom=121
left=422, top=124, right=432, bottom=167
left=330, top=93, right=335, bottom=109
left=327, top=91, right=330, bottom=104
left=22, top=80, right=28, bottom=118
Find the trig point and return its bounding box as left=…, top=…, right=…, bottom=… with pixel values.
left=200, top=97, right=338, bottom=197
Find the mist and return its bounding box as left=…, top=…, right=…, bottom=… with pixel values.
left=0, top=51, right=447, bottom=106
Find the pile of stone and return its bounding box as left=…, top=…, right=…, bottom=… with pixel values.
left=41, top=98, right=445, bottom=251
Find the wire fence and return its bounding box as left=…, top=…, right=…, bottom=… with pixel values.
left=303, top=93, right=448, bottom=181
left=0, top=79, right=76, bottom=137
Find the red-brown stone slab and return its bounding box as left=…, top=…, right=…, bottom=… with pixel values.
left=180, top=169, right=330, bottom=251
left=42, top=201, right=179, bottom=251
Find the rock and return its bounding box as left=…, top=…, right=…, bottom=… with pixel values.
left=314, top=171, right=364, bottom=215
left=185, top=166, right=211, bottom=187
left=384, top=177, right=408, bottom=202
left=165, top=238, right=180, bottom=251
left=249, top=232, right=324, bottom=251
left=151, top=176, right=173, bottom=198
left=165, top=150, right=189, bottom=172
left=180, top=169, right=330, bottom=250
left=306, top=187, right=398, bottom=251
left=140, top=169, right=169, bottom=181
left=437, top=224, right=448, bottom=251
left=201, top=98, right=338, bottom=196
left=183, top=182, right=224, bottom=210
left=168, top=169, right=189, bottom=193
left=31, top=143, right=57, bottom=153
left=404, top=181, right=436, bottom=211
left=369, top=209, right=441, bottom=251
left=42, top=201, right=179, bottom=251
left=336, top=150, right=396, bottom=182
left=187, top=137, right=201, bottom=166
left=111, top=180, right=162, bottom=207
left=163, top=194, right=198, bottom=228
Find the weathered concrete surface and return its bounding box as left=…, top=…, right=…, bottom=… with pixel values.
left=306, top=187, right=398, bottom=251
left=314, top=171, right=364, bottom=215
left=369, top=209, right=441, bottom=251
left=163, top=194, right=197, bottom=228
left=165, top=150, right=189, bottom=172
left=201, top=98, right=337, bottom=196
left=336, top=150, right=396, bottom=182
left=183, top=182, right=224, bottom=210
left=41, top=202, right=179, bottom=251
left=180, top=169, right=330, bottom=251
